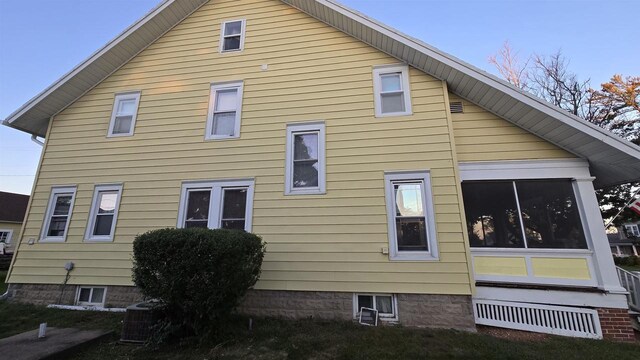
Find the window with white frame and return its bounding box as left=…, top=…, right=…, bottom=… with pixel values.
left=108, top=92, right=141, bottom=137
left=178, top=179, right=254, bottom=231
left=285, top=122, right=326, bottom=195
left=372, top=64, right=412, bottom=117
left=76, top=286, right=106, bottom=306
left=220, top=20, right=246, bottom=52
left=85, top=184, right=123, bottom=241
left=0, top=230, right=12, bottom=244
left=41, top=187, right=76, bottom=242
left=354, top=294, right=397, bottom=319
left=462, top=179, right=588, bottom=249
left=384, top=171, right=438, bottom=261
left=206, top=81, right=244, bottom=139
left=625, top=224, right=640, bottom=238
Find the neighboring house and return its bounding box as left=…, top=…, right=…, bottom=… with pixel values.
left=0, top=191, right=30, bottom=255
left=3, top=0, right=640, bottom=341
left=608, top=223, right=640, bottom=257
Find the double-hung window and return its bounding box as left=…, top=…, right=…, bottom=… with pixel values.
left=384, top=171, right=438, bottom=261
left=285, top=122, right=326, bottom=195
left=85, top=184, right=123, bottom=241
left=41, top=187, right=77, bottom=242
left=373, top=65, right=412, bottom=117
left=0, top=230, right=12, bottom=244
left=108, top=92, right=141, bottom=137
left=178, top=179, right=255, bottom=232
left=625, top=224, right=640, bottom=238
left=220, top=20, right=246, bottom=52
left=206, top=81, right=244, bottom=139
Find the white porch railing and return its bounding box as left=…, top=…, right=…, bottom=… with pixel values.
left=616, top=266, right=640, bottom=312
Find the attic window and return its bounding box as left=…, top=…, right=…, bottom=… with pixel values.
left=108, top=92, right=141, bottom=137
left=220, top=20, right=246, bottom=52
left=372, top=65, right=412, bottom=117
left=449, top=101, right=464, bottom=113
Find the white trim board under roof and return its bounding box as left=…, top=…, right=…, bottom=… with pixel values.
left=3, top=0, right=639, bottom=188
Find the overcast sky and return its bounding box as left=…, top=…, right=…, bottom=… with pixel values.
left=1, top=0, right=638, bottom=195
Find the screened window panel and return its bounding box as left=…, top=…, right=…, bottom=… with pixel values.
left=93, top=215, right=114, bottom=236
left=381, top=93, right=405, bottom=113
left=53, top=195, right=72, bottom=215
left=224, top=21, right=242, bottom=36
left=112, top=116, right=133, bottom=134
left=223, top=36, right=241, bottom=51
left=212, top=112, right=236, bottom=136
left=516, top=180, right=587, bottom=249
left=185, top=190, right=210, bottom=228
left=78, top=288, right=91, bottom=302
left=215, top=89, right=237, bottom=111
left=90, top=288, right=105, bottom=303
left=357, top=295, right=373, bottom=309
left=376, top=296, right=393, bottom=314
left=462, top=181, right=524, bottom=248
left=381, top=73, right=402, bottom=92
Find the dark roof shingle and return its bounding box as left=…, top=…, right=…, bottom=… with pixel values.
left=0, top=191, right=30, bottom=223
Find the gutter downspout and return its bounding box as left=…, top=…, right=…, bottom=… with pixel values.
left=31, top=134, right=44, bottom=146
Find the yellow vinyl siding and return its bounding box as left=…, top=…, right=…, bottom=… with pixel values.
left=473, top=257, right=528, bottom=277
left=531, top=258, right=591, bottom=280
left=8, top=0, right=472, bottom=295
left=448, top=94, right=575, bottom=161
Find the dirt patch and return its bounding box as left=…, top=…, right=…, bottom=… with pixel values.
left=477, top=325, right=549, bottom=342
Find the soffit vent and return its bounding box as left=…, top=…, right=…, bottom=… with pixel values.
left=450, top=101, right=464, bottom=113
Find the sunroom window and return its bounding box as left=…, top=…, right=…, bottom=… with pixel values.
left=462, top=179, right=587, bottom=249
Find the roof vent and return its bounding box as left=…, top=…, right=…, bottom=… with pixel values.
left=449, top=101, right=464, bottom=113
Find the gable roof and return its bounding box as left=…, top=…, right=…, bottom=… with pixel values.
left=0, top=191, right=29, bottom=223
left=3, top=0, right=640, bottom=188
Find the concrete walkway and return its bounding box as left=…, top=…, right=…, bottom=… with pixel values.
left=0, top=327, right=111, bottom=360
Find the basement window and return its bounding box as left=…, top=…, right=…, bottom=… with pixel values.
left=76, top=287, right=107, bottom=306
left=220, top=20, right=246, bottom=52
left=373, top=64, right=412, bottom=117
left=354, top=294, right=397, bottom=320
left=108, top=92, right=141, bottom=137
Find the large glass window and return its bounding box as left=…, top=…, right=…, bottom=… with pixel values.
left=462, top=180, right=587, bottom=249
left=179, top=180, right=254, bottom=232
left=285, top=122, right=326, bottom=195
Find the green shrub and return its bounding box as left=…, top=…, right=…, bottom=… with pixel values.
left=613, top=255, right=640, bottom=266
left=132, top=228, right=265, bottom=336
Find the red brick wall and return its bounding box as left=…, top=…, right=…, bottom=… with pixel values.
left=597, top=308, right=636, bottom=342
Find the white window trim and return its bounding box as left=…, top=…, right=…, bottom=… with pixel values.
left=0, top=229, right=13, bottom=244
left=384, top=170, right=439, bottom=261
left=219, top=19, right=246, bottom=53
left=40, top=186, right=77, bottom=243
left=205, top=81, right=244, bottom=140
left=285, top=121, right=326, bottom=195
left=107, top=91, right=141, bottom=137
left=75, top=286, right=107, bottom=307
left=372, top=64, right=412, bottom=117
left=84, top=184, right=124, bottom=242
left=625, top=224, right=640, bottom=237
left=177, top=178, right=255, bottom=232
left=352, top=293, right=398, bottom=321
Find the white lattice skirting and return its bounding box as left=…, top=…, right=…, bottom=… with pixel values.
left=473, top=299, right=602, bottom=339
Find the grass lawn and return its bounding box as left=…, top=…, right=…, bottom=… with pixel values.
left=621, top=265, right=640, bottom=272
left=0, top=271, right=7, bottom=294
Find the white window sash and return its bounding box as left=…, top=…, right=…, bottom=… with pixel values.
left=85, top=184, right=123, bottom=242
left=372, top=64, right=412, bottom=117
left=177, top=179, right=255, bottom=232
left=219, top=19, right=246, bottom=53
left=41, top=186, right=77, bottom=242
left=384, top=171, right=438, bottom=261
left=0, top=230, right=13, bottom=244
left=75, top=286, right=107, bottom=306
left=353, top=293, right=398, bottom=320
left=285, top=122, right=326, bottom=195
left=107, top=91, right=141, bottom=137
left=206, top=81, right=244, bottom=140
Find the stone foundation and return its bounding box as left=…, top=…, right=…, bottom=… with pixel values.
left=397, top=293, right=476, bottom=330
left=7, top=283, right=143, bottom=308
left=597, top=308, right=637, bottom=342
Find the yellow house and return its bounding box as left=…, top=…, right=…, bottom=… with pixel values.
left=3, top=0, right=640, bottom=341
left=0, top=191, right=30, bottom=255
